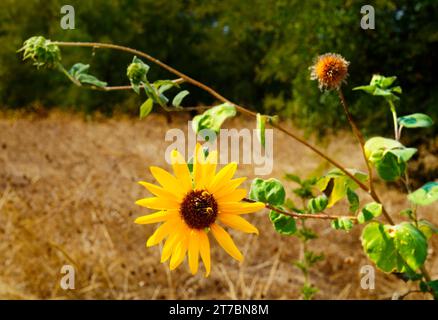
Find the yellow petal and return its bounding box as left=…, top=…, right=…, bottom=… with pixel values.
left=210, top=223, right=243, bottom=262
left=218, top=213, right=259, bottom=235
left=169, top=234, right=188, bottom=270
left=202, top=150, right=218, bottom=183
left=146, top=220, right=177, bottom=247
left=219, top=201, right=265, bottom=214
left=188, top=230, right=200, bottom=275
left=208, top=162, right=237, bottom=193
left=170, top=149, right=192, bottom=193
left=193, top=143, right=205, bottom=189
left=150, top=166, right=185, bottom=198
left=215, top=187, right=247, bottom=202
left=161, top=231, right=181, bottom=263
left=134, top=210, right=178, bottom=224
left=135, top=197, right=180, bottom=210
left=213, top=177, right=247, bottom=199
left=199, top=231, right=211, bottom=277
left=138, top=181, right=181, bottom=201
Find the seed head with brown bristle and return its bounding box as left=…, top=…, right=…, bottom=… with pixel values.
left=310, top=53, right=349, bottom=90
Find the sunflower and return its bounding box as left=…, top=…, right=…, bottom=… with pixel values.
left=135, top=144, right=265, bottom=276
left=310, top=53, right=349, bottom=90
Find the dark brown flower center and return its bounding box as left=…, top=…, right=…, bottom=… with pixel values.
left=180, top=190, right=218, bottom=229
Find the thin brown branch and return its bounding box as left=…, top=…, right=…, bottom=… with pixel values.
left=337, top=88, right=373, bottom=187
left=86, top=78, right=184, bottom=91
left=53, top=41, right=370, bottom=194
left=53, top=41, right=229, bottom=103
left=338, top=88, right=394, bottom=226
left=243, top=198, right=357, bottom=222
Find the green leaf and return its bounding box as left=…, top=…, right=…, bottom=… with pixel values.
left=380, top=76, right=397, bottom=88
left=256, top=113, right=268, bottom=148
left=365, top=137, right=416, bottom=181
left=427, top=280, right=438, bottom=300
left=331, top=217, right=354, bottom=231
left=373, top=87, right=393, bottom=97
left=269, top=210, right=297, bottom=236
left=316, top=168, right=368, bottom=207
left=418, top=219, right=438, bottom=239
left=374, top=152, right=406, bottom=181
left=68, top=63, right=89, bottom=78
left=139, top=99, right=153, bottom=119
left=364, top=137, right=403, bottom=157
left=352, top=85, right=375, bottom=94
left=357, top=202, right=382, bottom=224
left=353, top=75, right=401, bottom=102
left=305, top=251, right=324, bottom=266
left=297, top=228, right=318, bottom=241
left=154, top=80, right=179, bottom=93
left=388, top=148, right=417, bottom=162
left=68, top=63, right=107, bottom=88
left=398, top=113, right=434, bottom=128
left=346, top=188, right=359, bottom=213
left=172, top=90, right=190, bottom=107
left=143, top=81, right=160, bottom=104
left=301, top=283, right=318, bottom=300
left=307, top=194, right=328, bottom=213
left=391, top=86, right=402, bottom=94
left=192, top=103, right=236, bottom=135
left=361, top=222, right=428, bottom=273
left=76, top=73, right=107, bottom=87
left=249, top=178, right=286, bottom=206
left=408, top=182, right=438, bottom=206
left=284, top=173, right=301, bottom=184
left=393, top=222, right=428, bottom=271
left=361, top=222, right=405, bottom=273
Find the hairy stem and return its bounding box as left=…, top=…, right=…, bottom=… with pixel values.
left=338, top=89, right=394, bottom=225
left=243, top=198, right=357, bottom=222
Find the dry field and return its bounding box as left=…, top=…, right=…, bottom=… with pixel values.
left=0, top=111, right=436, bottom=300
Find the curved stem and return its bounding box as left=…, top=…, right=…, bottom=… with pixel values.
left=53, top=41, right=370, bottom=194
left=243, top=198, right=357, bottom=222
left=338, top=88, right=394, bottom=225
left=53, top=41, right=230, bottom=104
left=337, top=89, right=371, bottom=178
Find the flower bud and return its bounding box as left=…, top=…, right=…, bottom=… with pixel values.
left=126, top=58, right=149, bottom=85
left=19, top=36, right=61, bottom=69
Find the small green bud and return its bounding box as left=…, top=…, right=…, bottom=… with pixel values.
left=18, top=36, right=61, bottom=68
left=126, top=56, right=149, bottom=85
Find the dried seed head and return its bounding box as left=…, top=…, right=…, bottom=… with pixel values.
left=310, top=53, right=349, bottom=90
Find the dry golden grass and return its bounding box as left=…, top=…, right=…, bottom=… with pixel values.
left=0, top=111, right=436, bottom=299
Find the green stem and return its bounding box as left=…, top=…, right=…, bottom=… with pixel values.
left=56, top=63, right=82, bottom=87
left=388, top=99, right=399, bottom=141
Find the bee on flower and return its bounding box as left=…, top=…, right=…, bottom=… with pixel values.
left=135, top=144, right=265, bottom=276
